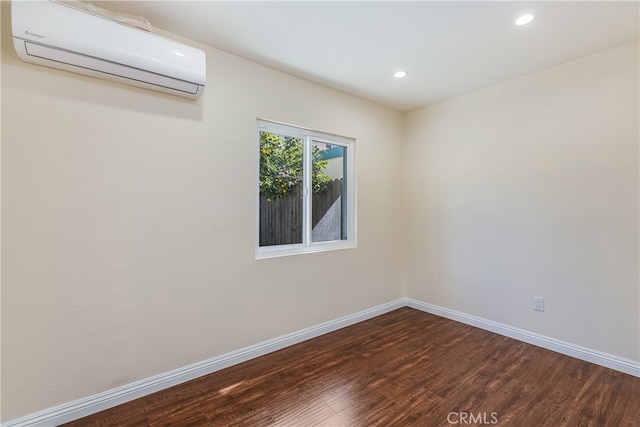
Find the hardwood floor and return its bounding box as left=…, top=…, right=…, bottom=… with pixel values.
left=62, top=308, right=639, bottom=426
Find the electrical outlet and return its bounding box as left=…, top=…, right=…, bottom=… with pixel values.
left=534, top=296, right=544, bottom=312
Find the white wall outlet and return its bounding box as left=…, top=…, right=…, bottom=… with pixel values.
left=534, top=296, right=544, bottom=312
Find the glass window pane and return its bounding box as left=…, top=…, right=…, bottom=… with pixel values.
left=311, top=142, right=346, bottom=243
left=259, top=132, right=304, bottom=246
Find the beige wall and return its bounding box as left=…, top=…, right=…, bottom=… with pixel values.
left=404, top=41, right=639, bottom=361
left=0, top=2, right=404, bottom=420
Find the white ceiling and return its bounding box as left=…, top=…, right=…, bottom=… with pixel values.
left=99, top=1, right=639, bottom=112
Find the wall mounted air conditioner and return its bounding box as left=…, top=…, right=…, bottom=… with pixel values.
left=11, top=0, right=206, bottom=99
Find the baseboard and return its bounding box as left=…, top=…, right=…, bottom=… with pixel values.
left=2, top=299, right=405, bottom=427
left=6, top=297, right=638, bottom=426
left=404, top=297, right=640, bottom=378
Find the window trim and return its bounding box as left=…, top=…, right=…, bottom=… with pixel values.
left=255, top=119, right=356, bottom=259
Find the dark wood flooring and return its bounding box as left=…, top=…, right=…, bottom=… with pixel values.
left=63, top=307, right=639, bottom=426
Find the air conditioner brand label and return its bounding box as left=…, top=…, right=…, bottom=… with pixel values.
left=25, top=30, right=44, bottom=39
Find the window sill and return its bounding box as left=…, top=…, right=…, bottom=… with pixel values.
left=255, top=241, right=356, bottom=259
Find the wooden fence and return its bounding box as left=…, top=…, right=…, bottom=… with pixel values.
left=259, top=179, right=343, bottom=246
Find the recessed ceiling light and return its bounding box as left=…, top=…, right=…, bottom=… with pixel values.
left=515, top=14, right=535, bottom=26
left=394, top=70, right=408, bottom=79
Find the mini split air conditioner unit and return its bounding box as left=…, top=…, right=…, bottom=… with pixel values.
left=11, top=0, right=206, bottom=99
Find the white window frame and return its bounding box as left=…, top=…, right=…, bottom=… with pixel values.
left=256, top=119, right=356, bottom=259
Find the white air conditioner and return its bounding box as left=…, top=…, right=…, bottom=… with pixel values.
left=11, top=0, right=206, bottom=99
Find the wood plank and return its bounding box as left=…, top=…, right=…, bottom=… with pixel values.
left=62, top=308, right=640, bottom=426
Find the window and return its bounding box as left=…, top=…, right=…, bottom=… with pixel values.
left=256, top=120, right=355, bottom=258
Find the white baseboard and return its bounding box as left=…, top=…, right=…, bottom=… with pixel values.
left=404, top=297, right=640, bottom=378
left=2, top=299, right=405, bottom=427
left=5, top=297, right=638, bottom=426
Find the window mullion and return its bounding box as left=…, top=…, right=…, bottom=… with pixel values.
left=303, top=136, right=312, bottom=246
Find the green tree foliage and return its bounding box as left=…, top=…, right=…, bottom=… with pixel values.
left=259, top=132, right=331, bottom=200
